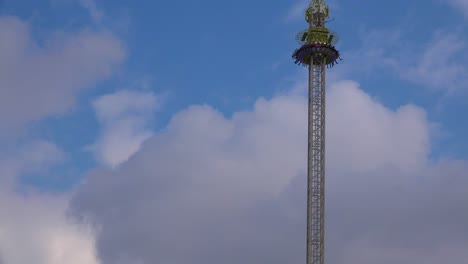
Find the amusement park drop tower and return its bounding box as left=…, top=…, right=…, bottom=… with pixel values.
left=292, top=0, right=340, bottom=264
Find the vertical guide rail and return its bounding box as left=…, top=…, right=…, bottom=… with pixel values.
left=306, top=58, right=326, bottom=264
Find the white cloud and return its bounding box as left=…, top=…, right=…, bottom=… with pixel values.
left=0, top=10, right=120, bottom=264
left=89, top=90, right=161, bottom=168
left=327, top=81, right=429, bottom=174
left=0, top=141, right=99, bottom=264
left=0, top=190, right=99, bottom=264
left=70, top=80, right=468, bottom=264
left=0, top=16, right=125, bottom=134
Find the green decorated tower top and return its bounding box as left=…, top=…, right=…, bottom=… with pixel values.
left=292, top=0, right=340, bottom=67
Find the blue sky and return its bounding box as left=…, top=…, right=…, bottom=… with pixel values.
left=5, top=0, right=468, bottom=178
left=1, top=0, right=468, bottom=263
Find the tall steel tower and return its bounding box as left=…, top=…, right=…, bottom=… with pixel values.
left=292, top=1, right=340, bottom=264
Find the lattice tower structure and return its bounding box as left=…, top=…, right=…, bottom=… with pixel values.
left=292, top=1, right=340, bottom=264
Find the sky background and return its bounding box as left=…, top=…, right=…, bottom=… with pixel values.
left=0, top=0, right=468, bottom=263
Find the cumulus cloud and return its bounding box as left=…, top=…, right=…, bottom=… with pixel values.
left=0, top=9, right=121, bottom=264
left=0, top=190, right=99, bottom=264
left=0, top=16, right=125, bottom=134
left=69, top=80, right=468, bottom=264
left=89, top=90, right=161, bottom=168
left=0, top=14, right=119, bottom=262
left=0, top=141, right=99, bottom=264
left=327, top=81, right=429, bottom=174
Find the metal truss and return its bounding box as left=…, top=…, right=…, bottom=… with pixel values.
left=306, top=58, right=326, bottom=264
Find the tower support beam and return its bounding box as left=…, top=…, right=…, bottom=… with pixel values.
left=306, top=59, right=326, bottom=264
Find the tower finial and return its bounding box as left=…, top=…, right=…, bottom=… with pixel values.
left=306, top=0, right=330, bottom=27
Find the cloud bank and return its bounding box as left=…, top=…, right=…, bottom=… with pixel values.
left=0, top=141, right=99, bottom=264
left=0, top=13, right=124, bottom=264
left=70, top=80, right=468, bottom=264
